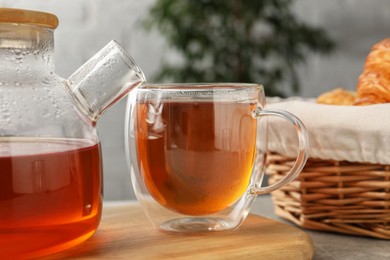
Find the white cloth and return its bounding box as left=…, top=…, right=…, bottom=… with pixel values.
left=266, top=98, right=390, bottom=164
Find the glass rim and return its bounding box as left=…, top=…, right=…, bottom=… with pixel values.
left=138, top=82, right=264, bottom=91
left=136, top=83, right=264, bottom=102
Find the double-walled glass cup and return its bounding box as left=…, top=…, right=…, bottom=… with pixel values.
left=125, top=83, right=309, bottom=233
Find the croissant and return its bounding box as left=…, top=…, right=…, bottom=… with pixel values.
left=355, top=38, right=390, bottom=105
left=316, top=88, right=356, bottom=105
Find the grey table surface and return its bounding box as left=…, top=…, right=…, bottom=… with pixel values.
left=251, top=195, right=390, bottom=260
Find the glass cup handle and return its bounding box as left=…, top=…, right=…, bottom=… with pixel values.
left=251, top=107, right=310, bottom=195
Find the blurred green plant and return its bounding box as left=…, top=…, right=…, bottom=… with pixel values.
left=144, top=0, right=335, bottom=96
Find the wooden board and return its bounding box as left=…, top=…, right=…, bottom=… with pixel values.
left=46, top=203, right=313, bottom=259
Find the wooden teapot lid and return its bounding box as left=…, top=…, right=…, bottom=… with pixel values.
left=0, top=8, right=58, bottom=29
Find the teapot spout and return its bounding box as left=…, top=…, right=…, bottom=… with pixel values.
left=66, top=40, right=145, bottom=121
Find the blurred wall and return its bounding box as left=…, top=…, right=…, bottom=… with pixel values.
left=0, top=0, right=389, bottom=200
left=293, top=0, right=390, bottom=96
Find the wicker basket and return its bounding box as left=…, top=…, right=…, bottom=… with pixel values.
left=266, top=152, right=390, bottom=239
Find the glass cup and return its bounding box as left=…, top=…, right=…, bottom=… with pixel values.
left=125, top=83, right=309, bottom=233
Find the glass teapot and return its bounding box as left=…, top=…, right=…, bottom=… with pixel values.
left=0, top=8, right=145, bottom=258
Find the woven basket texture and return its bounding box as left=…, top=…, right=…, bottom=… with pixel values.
left=266, top=153, right=390, bottom=239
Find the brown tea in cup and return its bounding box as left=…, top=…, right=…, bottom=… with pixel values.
left=136, top=101, right=257, bottom=215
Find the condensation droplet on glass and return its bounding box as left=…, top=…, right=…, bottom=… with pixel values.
left=43, top=109, right=50, bottom=118
left=42, top=77, right=50, bottom=85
